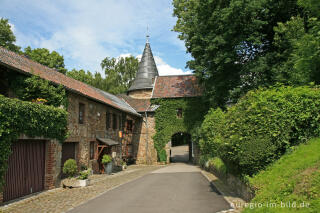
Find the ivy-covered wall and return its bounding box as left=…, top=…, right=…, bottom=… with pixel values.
left=151, top=97, right=207, bottom=159
left=0, top=95, right=68, bottom=189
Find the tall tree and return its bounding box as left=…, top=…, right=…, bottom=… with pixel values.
left=173, top=0, right=319, bottom=106
left=24, top=46, right=68, bottom=74
left=101, top=55, right=139, bottom=94
left=0, top=18, right=20, bottom=53
left=67, top=55, right=139, bottom=94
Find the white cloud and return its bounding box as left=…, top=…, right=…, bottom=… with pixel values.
left=1, top=0, right=189, bottom=74
left=133, top=54, right=192, bottom=76
left=154, top=56, right=192, bottom=76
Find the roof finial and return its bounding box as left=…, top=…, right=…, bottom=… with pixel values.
left=146, top=26, right=150, bottom=43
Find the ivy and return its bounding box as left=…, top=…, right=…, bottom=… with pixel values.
left=0, top=95, right=68, bottom=189
left=9, top=73, right=68, bottom=108
left=151, top=97, right=207, bottom=161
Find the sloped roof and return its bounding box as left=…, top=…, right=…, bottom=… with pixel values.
left=128, top=42, right=158, bottom=91
left=0, top=47, right=140, bottom=117
left=117, top=94, right=156, bottom=113
left=152, top=75, right=202, bottom=98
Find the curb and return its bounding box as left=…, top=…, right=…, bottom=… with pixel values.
left=200, top=170, right=236, bottom=212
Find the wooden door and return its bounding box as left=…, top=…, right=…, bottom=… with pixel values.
left=3, top=140, right=45, bottom=202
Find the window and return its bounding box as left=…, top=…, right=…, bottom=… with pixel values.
left=112, top=114, right=118, bottom=130
left=126, top=120, right=133, bottom=132
left=90, top=142, right=95, bottom=160
left=176, top=108, right=183, bottom=118
left=79, top=103, right=85, bottom=124
left=106, top=112, right=111, bottom=129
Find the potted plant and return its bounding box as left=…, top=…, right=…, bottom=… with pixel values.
left=121, top=160, right=127, bottom=170
left=63, top=159, right=78, bottom=178
left=62, top=159, right=78, bottom=188
left=102, top=154, right=112, bottom=174
left=78, top=168, right=91, bottom=187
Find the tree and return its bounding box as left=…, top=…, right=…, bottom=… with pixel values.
left=0, top=18, right=20, bottom=53
left=67, top=56, right=139, bottom=94
left=173, top=0, right=318, bottom=106
left=101, top=56, right=139, bottom=94
left=24, top=46, right=68, bottom=74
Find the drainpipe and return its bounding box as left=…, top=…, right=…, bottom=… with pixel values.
left=144, top=111, right=149, bottom=164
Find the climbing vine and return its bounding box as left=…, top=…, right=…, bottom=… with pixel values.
left=0, top=95, right=68, bottom=189
left=151, top=97, right=207, bottom=161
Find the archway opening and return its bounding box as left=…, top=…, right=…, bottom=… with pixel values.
left=170, top=132, right=192, bottom=163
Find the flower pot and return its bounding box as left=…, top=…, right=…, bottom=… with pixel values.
left=104, top=162, right=113, bottom=175
left=78, top=179, right=90, bottom=187
left=122, top=164, right=127, bottom=170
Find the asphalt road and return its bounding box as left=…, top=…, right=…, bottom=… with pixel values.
left=68, top=164, right=231, bottom=213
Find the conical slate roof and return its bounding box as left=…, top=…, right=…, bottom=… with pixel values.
left=128, top=42, right=159, bottom=91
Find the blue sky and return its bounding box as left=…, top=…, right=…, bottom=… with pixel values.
left=0, top=0, right=192, bottom=75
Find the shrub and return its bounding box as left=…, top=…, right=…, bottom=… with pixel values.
left=201, top=85, right=320, bottom=176
left=63, top=159, right=78, bottom=178
left=101, top=155, right=112, bottom=164
left=208, top=157, right=227, bottom=175
left=78, top=169, right=92, bottom=180
left=158, top=149, right=167, bottom=162
left=199, top=108, right=225, bottom=157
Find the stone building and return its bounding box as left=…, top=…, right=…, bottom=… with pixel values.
left=0, top=38, right=202, bottom=203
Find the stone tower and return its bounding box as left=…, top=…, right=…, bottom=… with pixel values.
left=127, top=39, right=159, bottom=99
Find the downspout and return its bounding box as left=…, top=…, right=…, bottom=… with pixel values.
left=144, top=109, right=149, bottom=164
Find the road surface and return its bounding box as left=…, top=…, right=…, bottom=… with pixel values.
left=68, top=163, right=231, bottom=213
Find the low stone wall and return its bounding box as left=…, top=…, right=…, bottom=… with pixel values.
left=204, top=164, right=254, bottom=202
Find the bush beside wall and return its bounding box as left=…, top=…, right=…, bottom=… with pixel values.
left=200, top=85, right=320, bottom=176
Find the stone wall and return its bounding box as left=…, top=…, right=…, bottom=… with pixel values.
left=127, top=89, right=152, bottom=99
left=203, top=163, right=254, bottom=201
left=44, top=140, right=62, bottom=189
left=66, top=92, right=141, bottom=169
left=135, top=113, right=158, bottom=164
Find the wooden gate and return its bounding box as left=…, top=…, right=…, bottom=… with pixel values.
left=3, top=140, right=46, bottom=202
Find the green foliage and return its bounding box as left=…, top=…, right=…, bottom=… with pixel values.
left=199, top=108, right=225, bottom=157
left=101, top=154, right=112, bottom=164
left=173, top=0, right=320, bottom=106
left=0, top=18, right=20, bottom=53
left=158, top=149, right=167, bottom=162
left=101, top=56, right=139, bottom=94
left=78, top=169, right=91, bottom=180
left=208, top=157, right=227, bottom=176
left=63, top=159, right=78, bottom=178
left=67, top=55, right=139, bottom=94
left=152, top=97, right=207, bottom=158
left=244, top=138, right=320, bottom=212
left=200, top=85, right=320, bottom=176
left=10, top=74, right=67, bottom=108
left=24, top=46, right=68, bottom=74
left=0, top=95, right=68, bottom=189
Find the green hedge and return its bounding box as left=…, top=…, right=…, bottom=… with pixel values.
left=0, top=95, right=68, bottom=189
left=200, top=85, right=320, bottom=176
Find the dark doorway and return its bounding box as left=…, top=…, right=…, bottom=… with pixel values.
left=61, top=142, right=77, bottom=177
left=3, top=140, right=46, bottom=202
left=170, top=132, right=192, bottom=163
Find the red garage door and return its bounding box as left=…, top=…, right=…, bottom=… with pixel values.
left=3, top=140, right=46, bottom=202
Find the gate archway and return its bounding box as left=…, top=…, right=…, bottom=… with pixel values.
left=170, top=132, right=192, bottom=163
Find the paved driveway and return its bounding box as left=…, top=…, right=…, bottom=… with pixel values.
left=68, top=163, right=231, bottom=213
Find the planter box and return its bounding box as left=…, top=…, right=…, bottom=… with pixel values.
left=78, top=179, right=90, bottom=187
left=62, top=178, right=90, bottom=188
